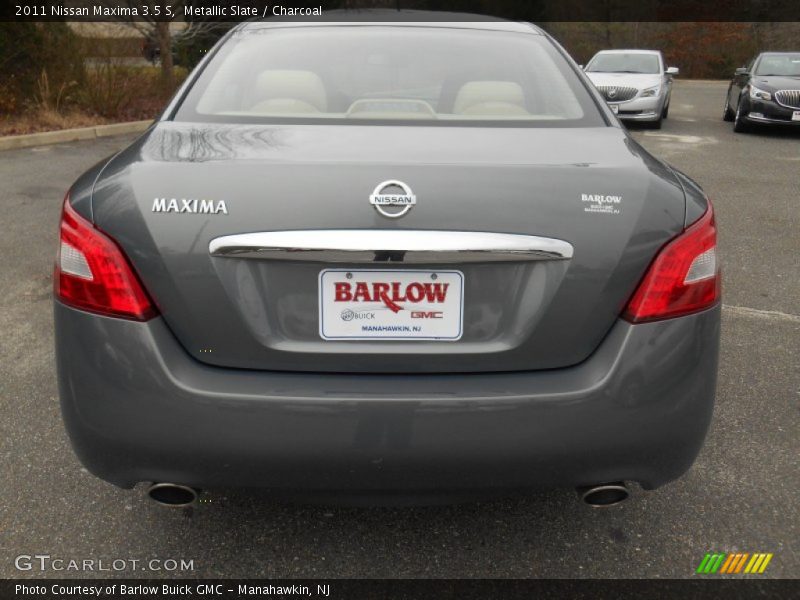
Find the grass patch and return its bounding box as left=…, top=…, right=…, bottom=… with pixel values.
left=1, top=64, right=187, bottom=136
left=0, top=108, right=110, bottom=136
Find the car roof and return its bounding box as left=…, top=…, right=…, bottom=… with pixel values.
left=240, top=10, right=543, bottom=35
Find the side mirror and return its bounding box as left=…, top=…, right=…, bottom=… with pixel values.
left=735, top=67, right=748, bottom=75
left=666, top=66, right=679, bottom=75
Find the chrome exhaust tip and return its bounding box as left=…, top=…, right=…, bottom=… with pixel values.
left=577, top=482, right=629, bottom=507
left=146, top=483, right=199, bottom=508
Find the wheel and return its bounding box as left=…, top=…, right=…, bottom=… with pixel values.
left=650, top=117, right=663, bottom=129
left=733, top=98, right=750, bottom=132
left=662, top=102, right=669, bottom=119
left=723, top=92, right=734, bottom=121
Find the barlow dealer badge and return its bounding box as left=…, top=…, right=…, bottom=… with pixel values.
left=369, top=180, right=416, bottom=218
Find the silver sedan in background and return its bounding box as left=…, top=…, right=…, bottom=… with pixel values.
left=584, top=49, right=678, bottom=128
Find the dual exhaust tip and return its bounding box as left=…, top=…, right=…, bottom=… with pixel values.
left=146, top=482, right=630, bottom=508
left=577, top=482, right=630, bottom=507
left=146, top=483, right=199, bottom=508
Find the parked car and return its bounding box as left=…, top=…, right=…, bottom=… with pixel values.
left=584, top=49, right=678, bottom=129
left=723, top=52, right=800, bottom=132
left=54, top=15, right=720, bottom=508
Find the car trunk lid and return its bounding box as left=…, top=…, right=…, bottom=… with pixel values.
left=91, top=122, right=685, bottom=373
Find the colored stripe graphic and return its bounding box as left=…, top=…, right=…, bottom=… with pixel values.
left=722, top=553, right=738, bottom=573
left=733, top=553, right=749, bottom=573
left=711, top=554, right=726, bottom=573
left=745, top=553, right=774, bottom=574
left=720, top=554, right=736, bottom=573
left=745, top=554, right=761, bottom=573
left=696, top=554, right=712, bottom=574
left=697, top=553, right=726, bottom=573
left=758, top=554, right=773, bottom=573
left=697, top=552, right=773, bottom=574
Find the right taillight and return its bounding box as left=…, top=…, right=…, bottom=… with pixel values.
left=55, top=195, right=157, bottom=321
left=623, top=202, right=720, bottom=323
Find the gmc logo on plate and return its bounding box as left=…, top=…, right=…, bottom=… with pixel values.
left=411, top=311, right=443, bottom=319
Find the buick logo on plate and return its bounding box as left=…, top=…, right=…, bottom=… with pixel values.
left=369, top=180, right=416, bottom=219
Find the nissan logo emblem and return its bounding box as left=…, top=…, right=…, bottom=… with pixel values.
left=368, top=180, right=417, bottom=219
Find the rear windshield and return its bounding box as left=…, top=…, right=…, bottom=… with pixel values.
left=586, top=53, right=661, bottom=74
left=754, top=54, right=800, bottom=76
left=173, top=25, right=605, bottom=127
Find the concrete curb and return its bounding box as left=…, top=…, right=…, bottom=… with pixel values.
left=0, top=120, right=152, bottom=151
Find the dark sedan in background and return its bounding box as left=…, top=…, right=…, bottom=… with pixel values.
left=724, top=51, right=800, bottom=132
left=54, top=15, right=721, bottom=509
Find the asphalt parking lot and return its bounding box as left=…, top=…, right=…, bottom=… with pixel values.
left=1, top=80, right=798, bottom=579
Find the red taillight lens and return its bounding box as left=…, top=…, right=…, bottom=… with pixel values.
left=55, top=196, right=157, bottom=321
left=623, top=202, right=720, bottom=323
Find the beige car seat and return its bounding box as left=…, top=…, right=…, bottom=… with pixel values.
left=453, top=81, right=529, bottom=116
left=453, top=81, right=530, bottom=117
left=249, top=70, right=327, bottom=114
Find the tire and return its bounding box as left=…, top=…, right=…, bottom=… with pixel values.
left=650, top=117, right=663, bottom=129
left=733, top=99, right=750, bottom=133
left=662, top=102, right=670, bottom=119
left=723, top=93, right=734, bottom=122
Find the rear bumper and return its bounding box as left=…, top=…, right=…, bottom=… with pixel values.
left=55, top=302, right=720, bottom=494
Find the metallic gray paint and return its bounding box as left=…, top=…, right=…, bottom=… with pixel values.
left=55, top=301, right=720, bottom=492
left=65, top=158, right=107, bottom=221
left=670, top=167, right=711, bottom=227
left=86, top=123, right=686, bottom=373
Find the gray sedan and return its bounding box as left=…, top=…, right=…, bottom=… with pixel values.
left=54, top=15, right=720, bottom=508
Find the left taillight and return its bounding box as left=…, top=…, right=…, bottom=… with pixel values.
left=55, top=195, right=157, bottom=321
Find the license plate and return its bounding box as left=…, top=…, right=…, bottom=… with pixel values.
left=610, top=104, right=619, bottom=114
left=793, top=111, right=800, bottom=121
left=319, top=269, right=464, bottom=340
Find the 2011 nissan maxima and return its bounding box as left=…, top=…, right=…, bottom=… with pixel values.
left=54, top=15, right=721, bottom=508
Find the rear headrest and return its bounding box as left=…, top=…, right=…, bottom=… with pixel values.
left=251, top=70, right=327, bottom=113
left=453, top=81, right=528, bottom=115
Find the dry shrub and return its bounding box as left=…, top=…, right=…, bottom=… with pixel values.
left=34, top=70, right=80, bottom=113
left=0, top=82, right=18, bottom=115
left=80, top=60, right=151, bottom=118
left=79, top=60, right=188, bottom=119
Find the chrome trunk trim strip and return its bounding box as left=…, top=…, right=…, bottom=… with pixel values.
left=209, top=230, right=574, bottom=263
